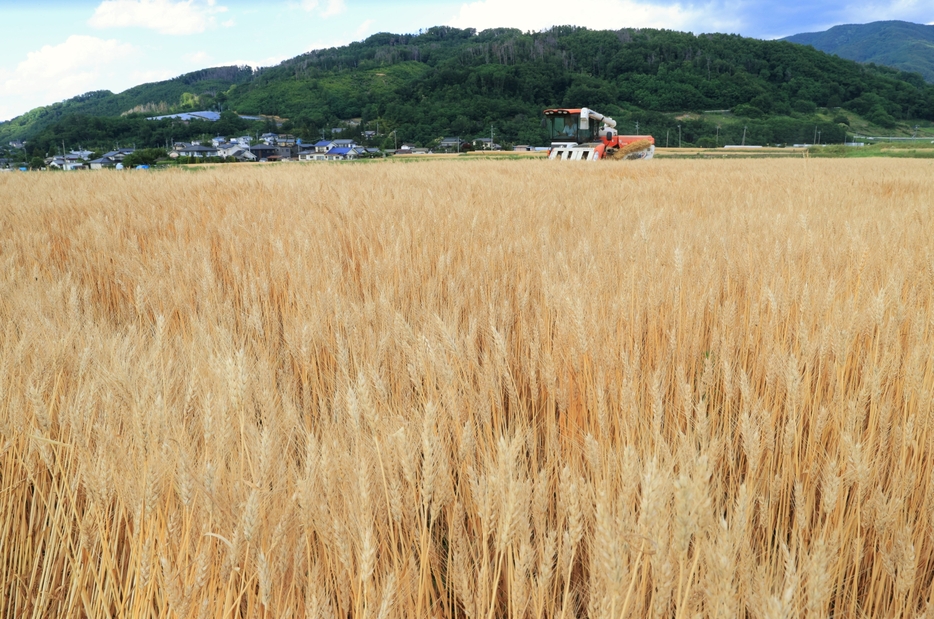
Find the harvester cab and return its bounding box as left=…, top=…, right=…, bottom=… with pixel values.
left=543, top=108, right=655, bottom=161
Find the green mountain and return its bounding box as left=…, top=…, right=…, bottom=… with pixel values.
left=0, top=66, right=253, bottom=145
left=783, top=21, right=934, bottom=82
left=5, top=26, right=934, bottom=156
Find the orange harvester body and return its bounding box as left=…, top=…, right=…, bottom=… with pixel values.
left=543, top=108, right=655, bottom=160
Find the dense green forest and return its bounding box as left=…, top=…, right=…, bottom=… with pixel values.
left=5, top=25, right=934, bottom=158
left=784, top=21, right=934, bottom=83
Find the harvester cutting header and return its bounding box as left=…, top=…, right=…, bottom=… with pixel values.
left=543, top=108, right=655, bottom=161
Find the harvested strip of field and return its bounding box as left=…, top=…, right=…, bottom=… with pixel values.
left=655, top=147, right=808, bottom=158
left=2, top=159, right=934, bottom=618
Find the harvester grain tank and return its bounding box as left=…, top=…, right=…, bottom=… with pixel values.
left=543, top=108, right=655, bottom=160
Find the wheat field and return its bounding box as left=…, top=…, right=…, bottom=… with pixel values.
left=2, top=158, right=934, bottom=618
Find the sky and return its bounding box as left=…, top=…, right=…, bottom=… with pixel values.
left=1, top=0, right=932, bottom=122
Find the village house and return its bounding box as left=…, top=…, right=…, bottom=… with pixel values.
left=249, top=143, right=278, bottom=160
left=323, top=147, right=355, bottom=161
left=176, top=144, right=219, bottom=158
left=111, top=148, right=135, bottom=160
left=88, top=156, right=119, bottom=170
left=394, top=143, right=431, bottom=155
left=88, top=148, right=134, bottom=169
left=46, top=156, right=87, bottom=171
left=437, top=137, right=467, bottom=152
left=297, top=147, right=320, bottom=161
left=227, top=148, right=257, bottom=162
left=216, top=142, right=244, bottom=158
left=299, top=141, right=373, bottom=161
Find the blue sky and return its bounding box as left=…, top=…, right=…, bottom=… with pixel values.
left=1, top=0, right=932, bottom=122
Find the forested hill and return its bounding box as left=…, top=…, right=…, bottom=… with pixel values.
left=783, top=21, right=934, bottom=83
left=0, top=66, right=253, bottom=145
left=7, top=25, right=934, bottom=154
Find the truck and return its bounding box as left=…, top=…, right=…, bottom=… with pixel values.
left=543, top=108, right=655, bottom=161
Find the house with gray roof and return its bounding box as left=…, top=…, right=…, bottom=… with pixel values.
left=249, top=143, right=278, bottom=160
left=230, top=149, right=257, bottom=162
left=437, top=137, right=467, bottom=152
left=176, top=144, right=219, bottom=158
left=89, top=157, right=119, bottom=170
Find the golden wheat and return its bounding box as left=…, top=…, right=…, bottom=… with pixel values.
left=2, top=158, right=934, bottom=618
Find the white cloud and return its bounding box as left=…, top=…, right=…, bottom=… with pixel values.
left=300, top=0, right=347, bottom=18
left=0, top=104, right=17, bottom=125
left=89, top=0, right=228, bottom=35
left=356, top=18, right=376, bottom=38
left=448, top=0, right=735, bottom=33
left=1, top=35, right=136, bottom=103
left=0, top=35, right=141, bottom=122
left=322, top=0, right=347, bottom=17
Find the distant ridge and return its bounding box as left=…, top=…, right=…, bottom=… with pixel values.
left=783, top=21, right=934, bottom=82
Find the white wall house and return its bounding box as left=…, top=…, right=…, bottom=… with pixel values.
left=177, top=145, right=219, bottom=158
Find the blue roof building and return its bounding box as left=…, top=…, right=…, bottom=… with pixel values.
left=146, top=111, right=222, bottom=122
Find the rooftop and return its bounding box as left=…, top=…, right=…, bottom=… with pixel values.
left=147, top=111, right=222, bottom=122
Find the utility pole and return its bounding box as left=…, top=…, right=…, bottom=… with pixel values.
left=716, top=125, right=720, bottom=147
left=490, top=124, right=494, bottom=150
left=666, top=129, right=669, bottom=148
left=742, top=126, right=747, bottom=146
left=813, top=126, right=817, bottom=145
left=678, top=124, right=681, bottom=148
left=635, top=121, right=639, bottom=134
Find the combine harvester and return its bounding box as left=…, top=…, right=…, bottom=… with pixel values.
left=544, top=108, right=655, bottom=161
